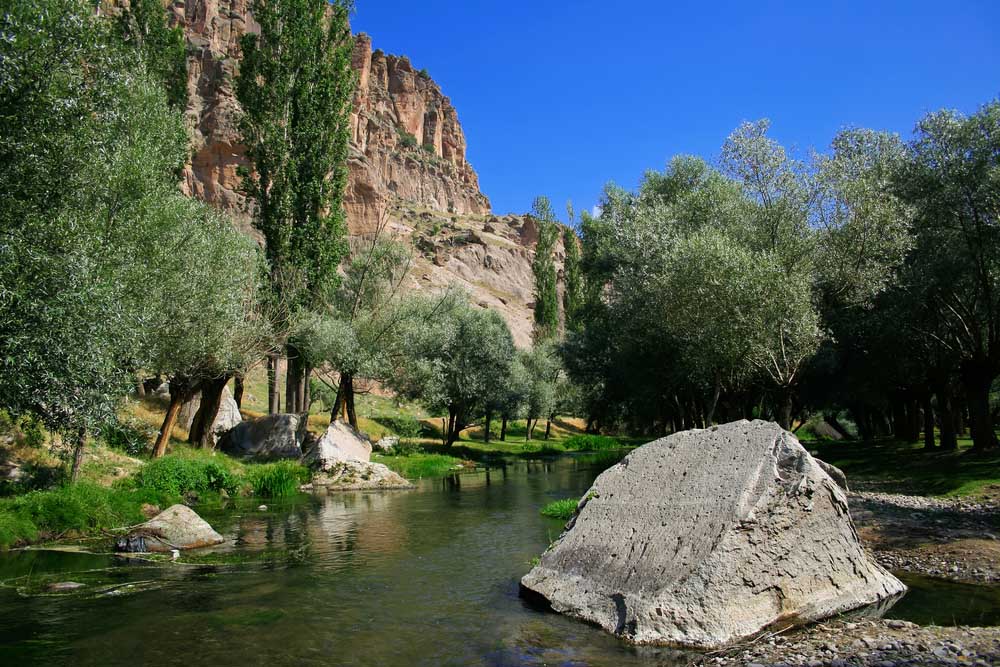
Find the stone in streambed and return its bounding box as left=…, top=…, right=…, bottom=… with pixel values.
left=309, top=460, right=413, bottom=491
left=116, top=504, right=224, bottom=553
left=520, top=419, right=905, bottom=649
left=302, top=420, right=372, bottom=470
left=218, top=413, right=309, bottom=460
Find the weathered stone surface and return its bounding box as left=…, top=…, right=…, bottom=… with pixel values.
left=178, top=386, right=242, bottom=434
left=309, top=460, right=413, bottom=491
left=374, top=435, right=399, bottom=452
left=520, top=420, right=906, bottom=649
left=218, top=413, right=309, bottom=460
left=117, top=504, right=224, bottom=552
left=302, top=420, right=372, bottom=470
left=815, top=457, right=849, bottom=491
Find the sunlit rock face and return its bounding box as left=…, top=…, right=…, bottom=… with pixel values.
left=521, top=420, right=906, bottom=649
left=163, top=0, right=564, bottom=347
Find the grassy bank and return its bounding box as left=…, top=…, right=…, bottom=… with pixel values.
left=372, top=452, right=467, bottom=479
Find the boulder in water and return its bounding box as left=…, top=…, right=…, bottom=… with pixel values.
left=520, top=420, right=905, bottom=648
left=116, top=504, right=224, bottom=553
left=302, top=420, right=372, bottom=470
left=218, top=413, right=309, bottom=460
left=310, top=460, right=413, bottom=491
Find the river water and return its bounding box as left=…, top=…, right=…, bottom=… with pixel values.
left=0, top=454, right=997, bottom=666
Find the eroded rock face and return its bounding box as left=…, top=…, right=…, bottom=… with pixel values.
left=302, top=420, right=372, bottom=470
left=520, top=420, right=906, bottom=649
left=218, top=413, right=309, bottom=460
left=117, top=504, right=224, bottom=552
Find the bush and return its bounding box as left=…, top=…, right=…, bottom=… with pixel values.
left=540, top=497, right=578, bottom=520
left=100, top=418, right=155, bottom=457
left=561, top=434, right=623, bottom=452
left=422, top=143, right=435, bottom=154
left=130, top=455, right=240, bottom=499
left=243, top=461, right=309, bottom=497
left=398, top=131, right=418, bottom=149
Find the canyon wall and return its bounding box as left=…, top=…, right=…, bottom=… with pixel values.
left=166, top=0, right=559, bottom=346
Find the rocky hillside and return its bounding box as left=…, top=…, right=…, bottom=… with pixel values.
left=166, top=0, right=560, bottom=345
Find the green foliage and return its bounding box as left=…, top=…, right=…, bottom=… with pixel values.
left=243, top=461, right=309, bottom=497
left=540, top=497, right=578, bottom=519
left=398, top=131, right=418, bottom=149
left=130, top=456, right=240, bottom=499
left=562, top=225, right=584, bottom=333
left=237, top=0, right=354, bottom=309
left=531, top=196, right=561, bottom=342
left=561, top=435, right=623, bottom=451
left=116, top=0, right=188, bottom=110
left=99, top=418, right=156, bottom=457
left=422, top=143, right=436, bottom=154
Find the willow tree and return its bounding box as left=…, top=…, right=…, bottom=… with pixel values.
left=236, top=0, right=355, bottom=414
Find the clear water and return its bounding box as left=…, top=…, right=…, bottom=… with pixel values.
left=0, top=454, right=994, bottom=666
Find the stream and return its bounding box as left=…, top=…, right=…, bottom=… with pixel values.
left=0, top=454, right=997, bottom=666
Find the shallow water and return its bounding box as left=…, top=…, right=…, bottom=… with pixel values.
left=0, top=454, right=995, bottom=666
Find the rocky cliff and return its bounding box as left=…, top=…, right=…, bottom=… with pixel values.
left=166, top=0, right=558, bottom=346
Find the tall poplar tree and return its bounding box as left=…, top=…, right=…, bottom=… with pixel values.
left=236, top=0, right=355, bottom=413
left=531, top=196, right=560, bottom=342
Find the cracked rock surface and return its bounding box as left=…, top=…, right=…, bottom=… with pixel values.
left=520, top=420, right=906, bottom=648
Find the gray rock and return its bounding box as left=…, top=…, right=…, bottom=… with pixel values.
left=520, top=420, right=906, bottom=649
left=374, top=435, right=399, bottom=452
left=177, top=386, right=242, bottom=434
left=815, top=457, right=849, bottom=491
left=302, top=420, right=372, bottom=470
left=309, top=460, right=413, bottom=491
left=117, top=504, right=224, bottom=552
left=218, top=413, right=309, bottom=460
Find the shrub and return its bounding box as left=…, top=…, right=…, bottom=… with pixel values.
left=243, top=461, right=309, bottom=497
left=540, top=497, right=578, bottom=519
left=131, top=455, right=240, bottom=499
left=397, top=131, right=418, bottom=149
left=422, top=143, right=435, bottom=154
left=561, top=434, right=623, bottom=452
left=100, top=418, right=155, bottom=457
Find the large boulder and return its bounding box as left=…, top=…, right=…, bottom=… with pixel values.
left=302, top=420, right=372, bottom=470
left=116, top=504, right=224, bottom=552
left=218, top=413, right=309, bottom=460
left=520, top=420, right=905, bottom=648
left=178, top=386, right=242, bottom=434
left=309, top=460, right=413, bottom=491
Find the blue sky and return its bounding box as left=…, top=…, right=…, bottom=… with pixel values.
left=352, top=1, right=1000, bottom=221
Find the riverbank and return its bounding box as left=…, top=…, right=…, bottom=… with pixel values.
left=696, top=619, right=1000, bottom=667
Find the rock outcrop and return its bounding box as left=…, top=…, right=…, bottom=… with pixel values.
left=163, top=1, right=562, bottom=346
left=520, top=420, right=906, bottom=649
left=308, top=460, right=412, bottom=492
left=116, top=504, right=224, bottom=552
left=218, top=413, right=309, bottom=460
left=302, top=420, right=372, bottom=469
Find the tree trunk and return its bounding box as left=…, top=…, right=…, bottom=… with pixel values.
left=331, top=375, right=345, bottom=423
left=343, top=373, right=357, bottom=429
left=484, top=409, right=492, bottom=443
left=500, top=416, right=508, bottom=441
left=922, top=391, right=936, bottom=450
left=302, top=365, right=311, bottom=411
left=962, top=367, right=998, bottom=451
left=933, top=380, right=958, bottom=451
left=706, top=370, right=721, bottom=425
left=545, top=416, right=553, bottom=440
left=189, top=374, right=230, bottom=449
left=778, top=390, right=793, bottom=431
left=267, top=355, right=280, bottom=414
left=154, top=388, right=188, bottom=458
left=445, top=407, right=460, bottom=447
left=233, top=373, right=245, bottom=409
left=285, top=348, right=301, bottom=413
left=136, top=380, right=146, bottom=399
left=69, top=427, right=87, bottom=482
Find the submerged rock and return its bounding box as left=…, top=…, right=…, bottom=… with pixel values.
left=302, top=420, right=372, bottom=470
left=218, top=413, right=309, bottom=460
left=309, top=460, right=413, bottom=491
left=520, top=420, right=905, bottom=649
left=116, top=504, right=224, bottom=553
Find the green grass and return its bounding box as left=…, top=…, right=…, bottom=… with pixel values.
left=540, top=497, right=579, bottom=520
left=561, top=434, right=627, bottom=451
left=810, top=436, right=1000, bottom=499
left=372, top=452, right=466, bottom=479
left=243, top=461, right=310, bottom=497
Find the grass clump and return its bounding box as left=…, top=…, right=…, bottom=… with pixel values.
left=373, top=452, right=464, bottom=479
left=243, top=461, right=309, bottom=497
left=540, top=497, right=578, bottom=520
left=561, top=434, right=624, bottom=451
left=128, top=455, right=240, bottom=498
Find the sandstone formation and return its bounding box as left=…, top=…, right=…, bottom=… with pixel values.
left=520, top=420, right=906, bottom=649
left=164, top=0, right=564, bottom=346
left=308, top=460, right=413, bottom=492
left=218, top=413, right=309, bottom=460
left=117, top=504, right=224, bottom=552
left=302, top=420, right=372, bottom=469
